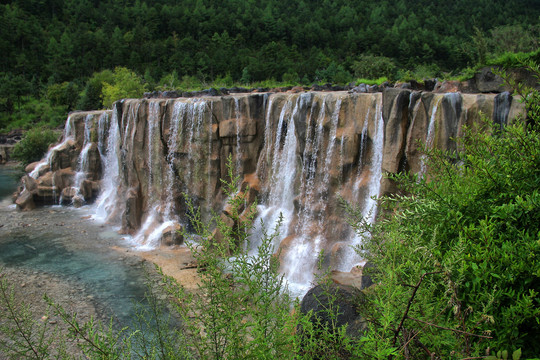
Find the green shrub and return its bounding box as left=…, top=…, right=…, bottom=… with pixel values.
left=348, top=66, right=540, bottom=358
left=46, top=82, right=79, bottom=110
left=316, top=61, right=353, bottom=84
left=352, top=54, right=397, bottom=81
left=11, top=127, right=59, bottom=165
left=355, top=77, right=389, bottom=86
left=102, top=67, right=148, bottom=108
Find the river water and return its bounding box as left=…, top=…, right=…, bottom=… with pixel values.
left=0, top=165, right=156, bottom=327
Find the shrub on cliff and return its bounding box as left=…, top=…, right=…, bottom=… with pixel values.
left=11, top=127, right=59, bottom=165
left=350, top=64, right=540, bottom=358
left=101, top=67, right=148, bottom=108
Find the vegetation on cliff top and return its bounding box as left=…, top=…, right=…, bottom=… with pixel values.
left=1, top=0, right=539, bottom=132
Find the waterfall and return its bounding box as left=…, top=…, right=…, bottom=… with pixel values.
left=19, top=90, right=518, bottom=298
left=164, top=101, right=186, bottom=219
left=72, top=114, right=95, bottom=201
left=30, top=115, right=75, bottom=179
left=94, top=105, right=121, bottom=223
left=351, top=104, right=371, bottom=200
left=418, top=96, right=443, bottom=179
left=295, top=94, right=328, bottom=235
left=336, top=97, right=384, bottom=272
left=251, top=95, right=300, bottom=251
left=494, top=91, right=512, bottom=131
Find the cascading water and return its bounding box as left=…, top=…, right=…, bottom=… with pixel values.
left=493, top=91, right=512, bottom=131
left=133, top=101, right=165, bottom=248
left=234, top=98, right=243, bottom=177
left=94, top=105, right=121, bottom=223
left=251, top=95, right=302, bottom=251
left=72, top=114, right=95, bottom=200
left=418, top=96, right=443, bottom=179
left=336, top=99, right=384, bottom=272
left=20, top=89, right=516, bottom=299
left=30, top=115, right=74, bottom=179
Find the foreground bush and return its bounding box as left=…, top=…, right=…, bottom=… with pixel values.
left=350, top=63, right=540, bottom=359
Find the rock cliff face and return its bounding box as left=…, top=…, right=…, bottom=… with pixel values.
left=14, top=89, right=524, bottom=289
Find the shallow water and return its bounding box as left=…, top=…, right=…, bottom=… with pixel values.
left=0, top=166, right=156, bottom=326
left=0, top=165, right=21, bottom=199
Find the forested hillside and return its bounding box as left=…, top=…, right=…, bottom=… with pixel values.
left=1, top=0, right=539, bottom=131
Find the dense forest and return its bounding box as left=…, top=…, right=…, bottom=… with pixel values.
left=0, top=0, right=539, bottom=131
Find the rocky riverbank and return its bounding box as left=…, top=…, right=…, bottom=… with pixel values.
left=0, top=190, right=198, bottom=357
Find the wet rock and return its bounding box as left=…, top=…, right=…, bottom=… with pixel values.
left=161, top=223, right=184, bottom=246
left=15, top=189, right=35, bottom=211
left=53, top=168, right=75, bottom=190
left=80, top=179, right=99, bottom=201
left=72, top=195, right=84, bottom=208
left=61, top=187, right=78, bottom=204
left=25, top=162, right=40, bottom=174
left=84, top=143, right=102, bottom=180
left=49, top=139, right=77, bottom=171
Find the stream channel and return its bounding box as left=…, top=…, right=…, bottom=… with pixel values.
left=0, top=165, right=163, bottom=330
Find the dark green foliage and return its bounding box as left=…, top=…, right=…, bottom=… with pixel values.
left=46, top=82, right=79, bottom=111
left=348, top=69, right=540, bottom=358
left=352, top=55, right=397, bottom=80
left=1, top=0, right=539, bottom=89
left=1, top=0, right=539, bottom=130
left=11, top=128, right=59, bottom=165
left=316, top=62, right=352, bottom=84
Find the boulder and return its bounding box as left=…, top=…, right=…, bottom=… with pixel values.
left=80, top=179, right=99, bottom=201
left=60, top=187, right=78, bottom=204
left=475, top=67, right=506, bottom=93
left=53, top=168, right=75, bottom=190
left=161, top=223, right=184, bottom=246
left=300, top=283, right=367, bottom=338
left=22, top=175, right=38, bottom=193
left=15, top=189, right=35, bottom=211
left=49, top=139, right=78, bottom=171
left=72, top=194, right=84, bottom=208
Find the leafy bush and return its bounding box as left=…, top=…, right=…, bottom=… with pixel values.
left=46, top=82, right=79, bottom=110
left=102, top=67, right=148, bottom=108
left=316, top=61, right=353, bottom=84
left=355, top=77, right=389, bottom=86
left=349, top=66, right=540, bottom=358
left=352, top=55, right=397, bottom=80
left=77, top=69, right=114, bottom=111
left=160, top=157, right=297, bottom=359
left=11, top=127, right=59, bottom=165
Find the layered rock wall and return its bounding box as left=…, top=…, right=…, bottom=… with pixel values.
left=15, top=89, right=525, bottom=286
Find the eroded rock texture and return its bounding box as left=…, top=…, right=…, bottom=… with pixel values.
left=14, top=89, right=525, bottom=282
